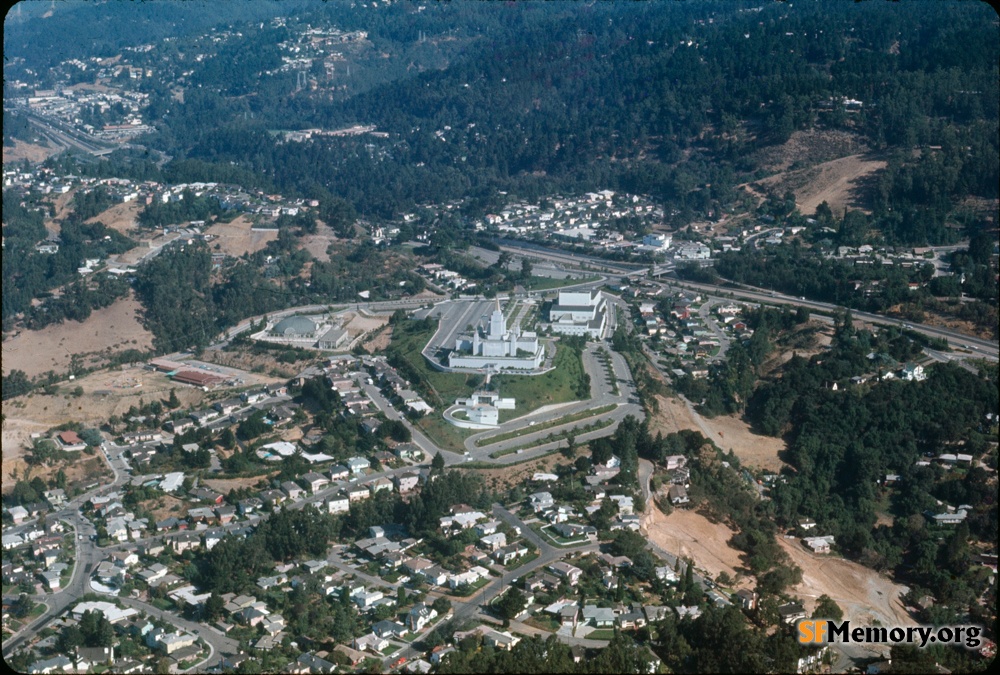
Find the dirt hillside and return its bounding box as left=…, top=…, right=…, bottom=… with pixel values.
left=778, top=538, right=914, bottom=628
left=2, top=295, right=153, bottom=379
left=650, top=395, right=788, bottom=472
left=205, top=216, right=278, bottom=257
left=643, top=503, right=751, bottom=588
left=737, top=129, right=885, bottom=216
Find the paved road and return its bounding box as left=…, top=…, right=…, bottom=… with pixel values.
left=118, top=596, right=240, bottom=671
left=674, top=279, right=998, bottom=358
left=696, top=299, right=732, bottom=360
left=460, top=342, right=643, bottom=459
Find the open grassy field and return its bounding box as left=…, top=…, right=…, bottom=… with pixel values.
left=416, top=415, right=472, bottom=454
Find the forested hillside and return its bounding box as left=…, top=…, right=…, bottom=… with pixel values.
left=138, top=1, right=998, bottom=239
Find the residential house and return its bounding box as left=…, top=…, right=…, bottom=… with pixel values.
left=56, top=430, right=87, bottom=451
left=777, top=602, right=807, bottom=625
left=479, top=532, right=507, bottom=552
left=735, top=589, right=758, bottom=611
left=548, top=562, right=583, bottom=585
left=582, top=605, right=615, bottom=628
left=333, top=645, right=366, bottom=666
left=294, top=653, right=335, bottom=674
left=215, top=505, right=236, bottom=525
left=493, top=543, right=529, bottom=565
left=281, top=481, right=305, bottom=500
left=395, top=472, right=420, bottom=493
left=301, top=472, right=330, bottom=493
left=617, top=610, right=646, bottom=630
left=372, top=620, right=408, bottom=640
left=145, top=628, right=197, bottom=654
left=354, top=633, right=389, bottom=653
left=346, top=457, right=371, bottom=474
left=368, top=476, right=393, bottom=495
left=803, top=535, right=835, bottom=554
left=668, top=485, right=690, bottom=505
left=328, top=465, right=350, bottom=481
left=529, top=492, right=555, bottom=511
left=325, top=494, right=350, bottom=514
left=347, top=485, right=371, bottom=503
left=408, top=603, right=438, bottom=632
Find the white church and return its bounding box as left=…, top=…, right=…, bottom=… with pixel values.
left=548, top=289, right=608, bottom=339
left=448, top=300, right=545, bottom=371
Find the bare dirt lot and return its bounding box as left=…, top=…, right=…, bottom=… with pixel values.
left=298, top=222, right=338, bottom=262
left=202, top=476, right=270, bottom=495
left=205, top=216, right=278, bottom=257
left=87, top=201, right=144, bottom=234
left=650, top=395, right=788, bottom=473
left=45, top=190, right=79, bottom=236
left=198, top=346, right=314, bottom=380
left=749, top=154, right=887, bottom=217
left=778, top=537, right=914, bottom=629
left=2, top=138, right=58, bottom=164
left=147, top=495, right=190, bottom=522
left=359, top=325, right=393, bottom=354
left=2, top=367, right=209, bottom=490
left=2, top=295, right=153, bottom=379
left=343, top=311, right=390, bottom=339
left=643, top=503, right=751, bottom=588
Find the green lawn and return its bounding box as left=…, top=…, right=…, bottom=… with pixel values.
left=537, top=524, right=590, bottom=546
left=525, top=616, right=560, bottom=632
left=493, top=343, right=586, bottom=416
left=391, top=322, right=589, bottom=452
left=476, top=404, right=616, bottom=447
left=416, top=415, right=473, bottom=454
left=491, top=417, right=614, bottom=457
left=387, top=321, right=486, bottom=405
left=449, top=576, right=491, bottom=597
left=587, top=629, right=617, bottom=640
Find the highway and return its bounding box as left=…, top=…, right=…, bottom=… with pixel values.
left=16, top=108, right=116, bottom=155
left=498, top=239, right=997, bottom=359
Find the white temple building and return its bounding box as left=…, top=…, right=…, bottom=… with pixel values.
left=449, top=300, right=544, bottom=370
left=548, top=290, right=608, bottom=338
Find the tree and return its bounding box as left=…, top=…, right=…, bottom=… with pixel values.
left=2, top=369, right=32, bottom=400
left=11, top=594, right=34, bottom=618
left=520, top=257, right=533, bottom=280
left=495, top=587, right=526, bottom=623
left=219, top=428, right=236, bottom=450
left=494, top=251, right=513, bottom=271
left=204, top=592, right=225, bottom=621
left=432, top=596, right=452, bottom=615
left=431, top=452, right=446, bottom=473
left=812, top=594, right=843, bottom=621
left=58, top=625, right=85, bottom=653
